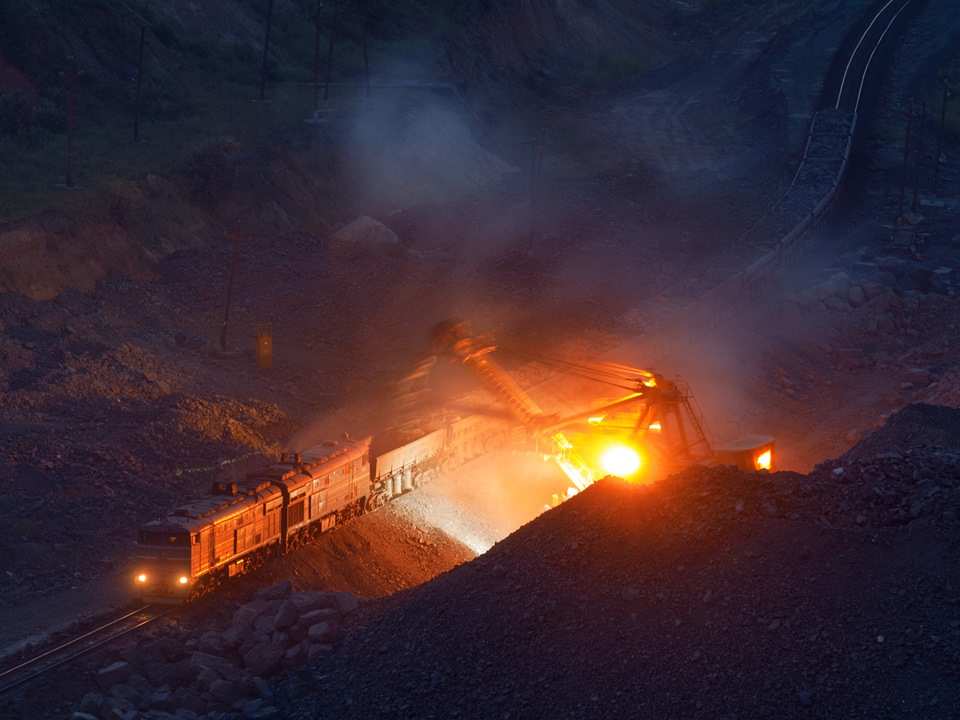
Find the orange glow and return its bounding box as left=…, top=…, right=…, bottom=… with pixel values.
left=136, top=573, right=147, bottom=583
left=648, top=420, right=661, bottom=432
left=178, top=576, right=190, bottom=585
left=600, top=445, right=642, bottom=477
left=756, top=450, right=772, bottom=470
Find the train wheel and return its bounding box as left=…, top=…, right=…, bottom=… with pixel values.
left=366, top=492, right=389, bottom=513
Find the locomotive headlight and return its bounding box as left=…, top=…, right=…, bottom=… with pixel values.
left=136, top=573, right=147, bottom=583
left=178, top=576, right=189, bottom=585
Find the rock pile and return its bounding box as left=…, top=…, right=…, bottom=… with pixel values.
left=274, top=404, right=960, bottom=720
left=69, top=582, right=358, bottom=720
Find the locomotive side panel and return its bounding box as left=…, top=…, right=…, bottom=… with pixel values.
left=195, top=526, right=213, bottom=578
left=274, top=439, right=371, bottom=549
left=322, top=454, right=366, bottom=510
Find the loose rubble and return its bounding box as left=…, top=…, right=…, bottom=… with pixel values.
left=67, top=582, right=358, bottom=720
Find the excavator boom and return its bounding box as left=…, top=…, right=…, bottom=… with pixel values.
left=433, top=321, right=595, bottom=490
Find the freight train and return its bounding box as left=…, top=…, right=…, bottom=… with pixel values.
left=133, top=415, right=511, bottom=603
left=134, top=320, right=776, bottom=603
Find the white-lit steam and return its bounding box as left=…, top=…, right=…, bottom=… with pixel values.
left=397, top=448, right=572, bottom=554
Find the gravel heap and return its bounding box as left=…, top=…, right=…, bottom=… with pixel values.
left=275, top=403, right=960, bottom=720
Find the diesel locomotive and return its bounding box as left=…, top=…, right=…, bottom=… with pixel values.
left=133, top=415, right=509, bottom=602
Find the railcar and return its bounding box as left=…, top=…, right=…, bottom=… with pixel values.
left=133, top=416, right=514, bottom=603
left=367, top=427, right=446, bottom=510
left=265, top=439, right=371, bottom=553
left=134, top=436, right=372, bottom=602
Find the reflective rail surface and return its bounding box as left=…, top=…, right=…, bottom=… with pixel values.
left=0, top=605, right=169, bottom=696
left=836, top=0, right=915, bottom=113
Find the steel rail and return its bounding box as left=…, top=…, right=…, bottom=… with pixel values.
left=850, top=0, right=913, bottom=113
left=0, top=605, right=169, bottom=695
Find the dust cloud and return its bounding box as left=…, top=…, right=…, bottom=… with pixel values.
left=397, top=448, right=574, bottom=554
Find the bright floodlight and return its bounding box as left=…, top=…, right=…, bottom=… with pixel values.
left=756, top=450, right=772, bottom=470
left=600, top=445, right=642, bottom=477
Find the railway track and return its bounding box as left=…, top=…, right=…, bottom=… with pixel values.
left=0, top=605, right=170, bottom=696
left=835, top=0, right=916, bottom=113
left=640, top=0, right=920, bottom=338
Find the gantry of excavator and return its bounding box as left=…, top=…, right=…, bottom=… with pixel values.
left=428, top=320, right=751, bottom=492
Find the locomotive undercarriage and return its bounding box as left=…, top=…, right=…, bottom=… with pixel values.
left=184, top=542, right=282, bottom=602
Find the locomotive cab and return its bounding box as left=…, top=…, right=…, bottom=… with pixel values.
left=133, top=524, right=195, bottom=602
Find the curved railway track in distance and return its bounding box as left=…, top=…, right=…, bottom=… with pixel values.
left=637, top=0, right=923, bottom=350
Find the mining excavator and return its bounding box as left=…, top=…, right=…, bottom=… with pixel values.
left=428, top=320, right=774, bottom=495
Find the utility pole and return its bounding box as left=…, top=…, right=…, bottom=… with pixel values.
left=911, top=101, right=926, bottom=214
left=896, top=99, right=913, bottom=221
left=114, top=0, right=151, bottom=141
left=134, top=25, right=146, bottom=141
left=259, top=0, right=274, bottom=101
left=322, top=0, right=339, bottom=109
left=526, top=127, right=546, bottom=249
left=363, top=18, right=371, bottom=98
left=933, top=80, right=948, bottom=197
left=220, top=223, right=247, bottom=350
left=311, top=1, right=323, bottom=117
left=61, top=56, right=81, bottom=188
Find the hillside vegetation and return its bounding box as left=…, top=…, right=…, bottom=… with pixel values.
left=0, top=0, right=701, bottom=297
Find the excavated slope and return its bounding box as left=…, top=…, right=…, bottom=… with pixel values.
left=277, top=404, right=960, bottom=720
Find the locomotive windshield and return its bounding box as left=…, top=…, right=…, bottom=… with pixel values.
left=139, top=530, right=190, bottom=546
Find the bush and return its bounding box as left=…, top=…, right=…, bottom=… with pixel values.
left=0, top=91, right=34, bottom=135
left=182, top=140, right=236, bottom=206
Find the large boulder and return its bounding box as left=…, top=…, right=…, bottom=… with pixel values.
left=329, top=216, right=401, bottom=260
left=243, top=638, right=286, bottom=678
left=95, top=661, right=133, bottom=690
